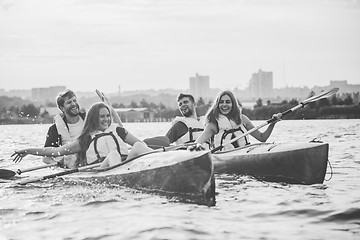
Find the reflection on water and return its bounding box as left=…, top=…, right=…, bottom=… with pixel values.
left=0, top=120, right=359, bottom=239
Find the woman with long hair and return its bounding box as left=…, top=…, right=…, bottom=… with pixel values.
left=13, top=102, right=152, bottom=168
left=195, top=90, right=281, bottom=151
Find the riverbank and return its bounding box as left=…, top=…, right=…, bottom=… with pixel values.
left=0, top=117, right=52, bottom=125
left=1, top=104, right=359, bottom=125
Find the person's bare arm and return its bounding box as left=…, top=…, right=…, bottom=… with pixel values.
left=243, top=114, right=280, bottom=142
left=195, top=122, right=217, bottom=145
left=12, top=140, right=81, bottom=163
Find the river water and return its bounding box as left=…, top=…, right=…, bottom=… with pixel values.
left=0, top=119, right=359, bottom=240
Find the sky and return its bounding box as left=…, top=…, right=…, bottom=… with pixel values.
left=1, top=0, right=360, bottom=93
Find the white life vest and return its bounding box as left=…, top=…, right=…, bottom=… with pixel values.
left=86, top=123, right=129, bottom=164
left=42, top=114, right=84, bottom=168
left=214, top=114, right=250, bottom=151
left=54, top=114, right=84, bottom=145
left=172, top=116, right=206, bottom=145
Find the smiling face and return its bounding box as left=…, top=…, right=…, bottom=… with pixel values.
left=178, top=97, right=195, bottom=117
left=98, top=107, right=111, bottom=131
left=218, top=94, right=233, bottom=115
left=60, top=95, right=80, bottom=117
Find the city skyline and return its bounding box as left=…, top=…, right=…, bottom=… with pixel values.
left=1, top=0, right=360, bottom=93
left=2, top=78, right=359, bottom=99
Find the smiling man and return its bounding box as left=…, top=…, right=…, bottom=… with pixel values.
left=42, top=89, right=86, bottom=168
left=165, top=93, right=207, bottom=146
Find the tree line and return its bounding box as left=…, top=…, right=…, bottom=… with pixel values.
left=0, top=93, right=359, bottom=124
left=247, top=93, right=360, bottom=120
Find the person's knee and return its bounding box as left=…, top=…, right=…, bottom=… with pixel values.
left=101, top=150, right=121, bottom=168
left=128, top=142, right=153, bottom=160
left=133, top=141, right=152, bottom=152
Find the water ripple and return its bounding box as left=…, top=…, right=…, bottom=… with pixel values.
left=84, top=199, right=119, bottom=206
left=0, top=208, right=18, bottom=216
left=323, top=208, right=360, bottom=223
left=130, top=226, right=212, bottom=240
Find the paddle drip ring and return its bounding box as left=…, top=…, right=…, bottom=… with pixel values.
left=325, top=159, right=333, bottom=182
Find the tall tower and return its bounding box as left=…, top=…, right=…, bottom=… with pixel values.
left=189, top=73, right=210, bottom=100
left=249, top=69, right=273, bottom=99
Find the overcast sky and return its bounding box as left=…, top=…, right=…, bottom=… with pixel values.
left=1, top=0, right=359, bottom=93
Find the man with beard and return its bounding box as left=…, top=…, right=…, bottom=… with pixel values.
left=43, top=89, right=124, bottom=168
left=42, top=89, right=86, bottom=168
left=165, top=93, right=209, bottom=147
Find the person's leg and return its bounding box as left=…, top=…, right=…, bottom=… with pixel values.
left=127, top=142, right=153, bottom=160
left=143, top=136, right=170, bottom=149
left=100, top=150, right=122, bottom=168
left=64, top=155, right=78, bottom=169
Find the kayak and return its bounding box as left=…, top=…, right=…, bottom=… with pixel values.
left=65, top=150, right=216, bottom=205
left=212, top=142, right=329, bottom=185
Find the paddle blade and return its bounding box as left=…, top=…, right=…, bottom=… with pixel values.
left=302, top=88, right=339, bottom=105
left=0, top=169, right=16, bottom=179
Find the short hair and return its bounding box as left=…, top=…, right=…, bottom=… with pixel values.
left=177, top=93, right=195, bottom=103
left=56, top=89, right=76, bottom=109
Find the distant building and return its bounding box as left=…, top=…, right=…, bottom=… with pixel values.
left=329, top=80, right=360, bottom=94
left=330, top=80, right=349, bottom=90
left=233, top=88, right=251, bottom=101
left=189, top=73, right=210, bottom=101
left=114, top=108, right=155, bottom=122
left=0, top=89, right=32, bottom=99
left=272, top=86, right=310, bottom=101
left=32, top=86, right=66, bottom=103
left=249, top=69, right=273, bottom=100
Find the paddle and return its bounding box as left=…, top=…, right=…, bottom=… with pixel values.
left=210, top=88, right=339, bottom=153
left=95, top=89, right=110, bottom=105
left=17, top=144, right=174, bottom=185
left=18, top=163, right=102, bottom=185
left=0, top=162, right=59, bottom=180
left=17, top=138, right=192, bottom=185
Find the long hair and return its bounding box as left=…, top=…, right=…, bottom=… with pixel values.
left=206, top=90, right=242, bottom=125
left=78, top=102, right=111, bottom=165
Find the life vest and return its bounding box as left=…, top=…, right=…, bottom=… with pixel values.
left=54, top=114, right=85, bottom=145
left=86, top=124, right=129, bottom=165
left=172, top=116, right=206, bottom=145
left=214, top=114, right=250, bottom=151
left=42, top=114, right=84, bottom=168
